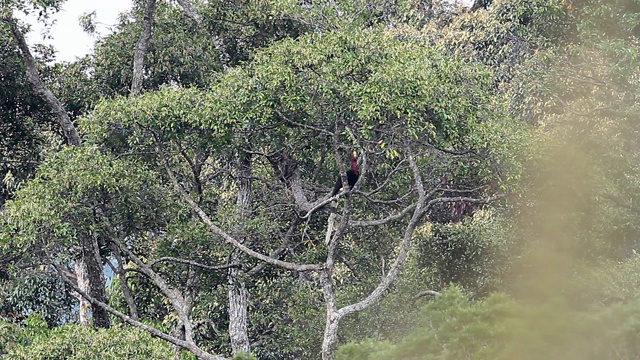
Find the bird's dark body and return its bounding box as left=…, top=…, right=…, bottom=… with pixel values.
left=331, top=153, right=359, bottom=196
left=346, top=169, right=358, bottom=188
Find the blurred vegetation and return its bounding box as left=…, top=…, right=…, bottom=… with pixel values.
left=337, top=286, right=640, bottom=360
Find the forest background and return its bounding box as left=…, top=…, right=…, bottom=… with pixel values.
left=3, top=0, right=640, bottom=359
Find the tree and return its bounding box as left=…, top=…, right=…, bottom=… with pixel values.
left=1, top=3, right=114, bottom=327
left=1, top=1, right=537, bottom=358
left=71, top=24, right=518, bottom=358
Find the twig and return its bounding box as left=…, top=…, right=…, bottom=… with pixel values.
left=149, top=257, right=240, bottom=271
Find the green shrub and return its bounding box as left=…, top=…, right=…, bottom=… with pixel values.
left=337, top=285, right=640, bottom=360
left=5, top=319, right=174, bottom=360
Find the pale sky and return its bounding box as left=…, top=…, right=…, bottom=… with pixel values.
left=21, top=0, right=474, bottom=63
left=20, top=0, right=132, bottom=62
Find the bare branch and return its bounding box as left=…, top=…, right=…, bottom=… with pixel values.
left=407, top=147, right=425, bottom=198
left=275, top=109, right=335, bottom=136
left=298, top=191, right=347, bottom=219
left=359, top=191, right=413, bottom=205
left=426, top=193, right=505, bottom=208
left=436, top=185, right=488, bottom=194
left=111, top=237, right=196, bottom=343
left=320, top=144, right=430, bottom=358
left=334, top=151, right=428, bottom=318
left=553, top=95, right=612, bottom=117
left=266, top=149, right=337, bottom=217
left=413, top=138, right=474, bottom=156
left=154, top=137, right=323, bottom=272
left=349, top=203, right=416, bottom=226
left=247, top=217, right=300, bottom=276
left=362, top=159, right=408, bottom=197
left=601, top=193, right=640, bottom=214
left=52, top=264, right=227, bottom=360
left=110, top=242, right=139, bottom=320
left=150, top=257, right=240, bottom=271
left=413, top=289, right=440, bottom=300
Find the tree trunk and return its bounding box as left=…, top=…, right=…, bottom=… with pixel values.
left=131, top=0, right=157, bottom=96
left=5, top=17, right=81, bottom=146
left=82, top=235, right=111, bottom=328
left=74, top=259, right=91, bottom=326
left=320, top=270, right=340, bottom=360
left=321, top=314, right=340, bottom=360
left=228, top=257, right=250, bottom=353
left=228, top=151, right=252, bottom=354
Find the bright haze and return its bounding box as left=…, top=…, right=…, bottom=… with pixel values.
left=21, top=0, right=473, bottom=63
left=19, top=0, right=132, bottom=63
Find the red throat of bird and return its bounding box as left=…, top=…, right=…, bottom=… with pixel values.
left=351, top=152, right=359, bottom=174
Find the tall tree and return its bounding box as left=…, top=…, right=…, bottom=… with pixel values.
left=74, top=26, right=517, bottom=358
left=1, top=9, right=111, bottom=328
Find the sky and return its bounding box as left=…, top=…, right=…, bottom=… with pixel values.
left=20, top=0, right=132, bottom=63
left=21, top=0, right=474, bottom=63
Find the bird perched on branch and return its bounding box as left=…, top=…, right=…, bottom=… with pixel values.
left=326, top=151, right=359, bottom=245
left=331, top=151, right=359, bottom=196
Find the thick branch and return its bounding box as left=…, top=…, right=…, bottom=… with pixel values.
left=335, top=159, right=426, bottom=318
left=413, top=290, right=440, bottom=301
left=426, top=194, right=505, bottom=208
left=109, top=243, right=139, bottom=320
left=298, top=191, right=347, bottom=219
left=176, top=0, right=201, bottom=22
left=247, top=217, right=300, bottom=276
left=131, top=0, right=157, bottom=96
left=5, top=16, right=81, bottom=145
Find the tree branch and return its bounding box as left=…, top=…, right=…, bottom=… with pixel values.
left=334, top=149, right=427, bottom=318
left=275, top=109, right=335, bottom=136
left=150, top=257, right=240, bottom=271
left=425, top=193, right=505, bottom=208
left=154, top=137, right=323, bottom=272
left=131, top=0, right=157, bottom=96
left=110, top=237, right=196, bottom=343
left=247, top=217, right=300, bottom=276
left=412, top=290, right=440, bottom=303
left=4, top=16, right=81, bottom=145
left=52, top=263, right=227, bottom=360
left=175, top=0, right=201, bottom=22
left=348, top=202, right=416, bottom=226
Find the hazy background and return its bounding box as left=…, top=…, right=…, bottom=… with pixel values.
left=19, top=0, right=474, bottom=62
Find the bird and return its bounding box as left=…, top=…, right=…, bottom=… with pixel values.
left=331, top=151, right=359, bottom=196
left=326, top=151, right=359, bottom=245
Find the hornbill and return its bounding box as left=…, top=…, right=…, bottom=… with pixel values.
left=331, top=151, right=359, bottom=196
left=325, top=151, right=359, bottom=245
